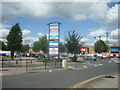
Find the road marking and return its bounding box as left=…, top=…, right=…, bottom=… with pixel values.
left=70, top=72, right=118, bottom=89
left=109, top=61, right=111, bottom=63
left=82, top=65, right=87, bottom=68
left=70, top=75, right=104, bottom=88
left=67, top=66, right=76, bottom=69
left=0, top=72, right=13, bottom=76
left=94, top=64, right=103, bottom=67
left=77, top=68, right=80, bottom=70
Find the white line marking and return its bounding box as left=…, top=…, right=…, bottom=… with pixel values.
left=67, top=66, right=76, bottom=69
left=82, top=65, right=87, bottom=68
left=94, top=64, right=103, bottom=67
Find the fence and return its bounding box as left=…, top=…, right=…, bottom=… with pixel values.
left=0, top=56, right=62, bottom=71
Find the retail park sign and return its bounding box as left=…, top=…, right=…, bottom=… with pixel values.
left=48, top=22, right=61, bottom=59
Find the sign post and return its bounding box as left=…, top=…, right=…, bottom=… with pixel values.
left=48, top=22, right=61, bottom=68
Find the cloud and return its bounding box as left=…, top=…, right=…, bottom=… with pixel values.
left=38, top=33, right=44, bottom=37
left=110, top=28, right=119, bottom=39
left=89, top=29, right=107, bottom=37
left=23, top=37, right=39, bottom=46
left=89, top=28, right=119, bottom=45
left=46, top=34, right=49, bottom=39
left=22, top=30, right=31, bottom=37
left=0, top=28, right=9, bottom=38
left=81, top=37, right=89, bottom=42
left=0, top=38, right=7, bottom=43
left=2, top=2, right=118, bottom=27
left=100, top=36, right=118, bottom=44
left=86, top=43, right=94, bottom=46
left=106, top=4, right=118, bottom=26
left=0, top=28, right=31, bottom=39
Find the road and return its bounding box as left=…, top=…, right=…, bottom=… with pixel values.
left=2, top=60, right=119, bottom=88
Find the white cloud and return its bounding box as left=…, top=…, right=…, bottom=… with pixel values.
left=23, top=37, right=39, bottom=46
left=81, top=37, right=89, bottom=42
left=0, top=38, right=7, bottom=43
left=0, top=28, right=9, bottom=38
left=2, top=2, right=118, bottom=27
left=86, top=43, right=94, bottom=46
left=38, top=33, right=44, bottom=37
left=46, top=34, right=49, bottom=39
left=89, top=29, right=107, bottom=37
left=22, top=30, right=31, bottom=37
left=88, top=28, right=119, bottom=45
left=106, top=4, right=118, bottom=26
left=110, top=28, right=119, bottom=39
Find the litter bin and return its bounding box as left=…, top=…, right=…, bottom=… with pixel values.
left=62, top=59, right=67, bottom=68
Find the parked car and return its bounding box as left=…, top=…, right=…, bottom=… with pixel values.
left=83, top=55, right=97, bottom=61
left=60, top=55, right=68, bottom=59
left=34, top=54, right=46, bottom=58
left=101, top=56, right=111, bottom=59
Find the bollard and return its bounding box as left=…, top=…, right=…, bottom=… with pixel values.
left=54, top=59, right=56, bottom=68
left=20, top=58, right=22, bottom=67
left=26, top=60, right=28, bottom=71
left=9, top=57, right=10, bottom=64
left=62, top=60, right=67, bottom=68
left=16, top=60, right=18, bottom=64
left=31, top=60, right=32, bottom=64
left=2, top=57, right=4, bottom=68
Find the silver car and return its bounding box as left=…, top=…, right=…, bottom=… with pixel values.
left=83, top=55, right=97, bottom=61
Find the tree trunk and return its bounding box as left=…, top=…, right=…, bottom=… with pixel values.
left=11, top=51, right=14, bottom=60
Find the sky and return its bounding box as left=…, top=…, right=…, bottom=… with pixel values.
left=0, top=0, right=119, bottom=47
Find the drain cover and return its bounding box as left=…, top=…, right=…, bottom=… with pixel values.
left=105, top=76, right=115, bottom=78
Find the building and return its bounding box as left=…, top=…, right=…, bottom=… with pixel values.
left=109, top=44, right=120, bottom=57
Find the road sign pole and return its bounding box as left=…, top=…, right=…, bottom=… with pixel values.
left=45, top=58, right=46, bottom=69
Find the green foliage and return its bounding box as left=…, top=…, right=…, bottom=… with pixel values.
left=33, top=35, right=48, bottom=53
left=65, top=30, right=83, bottom=54
left=94, top=40, right=108, bottom=53
left=22, top=44, right=30, bottom=52
left=6, top=23, right=23, bottom=59
left=59, top=42, right=66, bottom=53
left=40, top=35, right=48, bottom=53
left=0, top=41, right=8, bottom=50
left=32, top=41, right=41, bottom=52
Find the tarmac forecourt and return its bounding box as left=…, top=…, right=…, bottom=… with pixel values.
left=70, top=72, right=118, bottom=88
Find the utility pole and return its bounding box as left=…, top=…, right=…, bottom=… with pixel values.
left=106, top=31, right=109, bottom=45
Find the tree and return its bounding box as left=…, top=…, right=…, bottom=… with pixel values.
left=22, top=44, right=30, bottom=52
left=6, top=23, right=23, bottom=59
left=40, top=35, right=48, bottom=53
left=94, top=40, right=108, bottom=53
left=32, top=41, right=41, bottom=52
left=0, top=41, right=7, bottom=50
left=65, top=30, right=83, bottom=54
left=32, top=35, right=48, bottom=53
left=59, top=42, right=66, bottom=53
